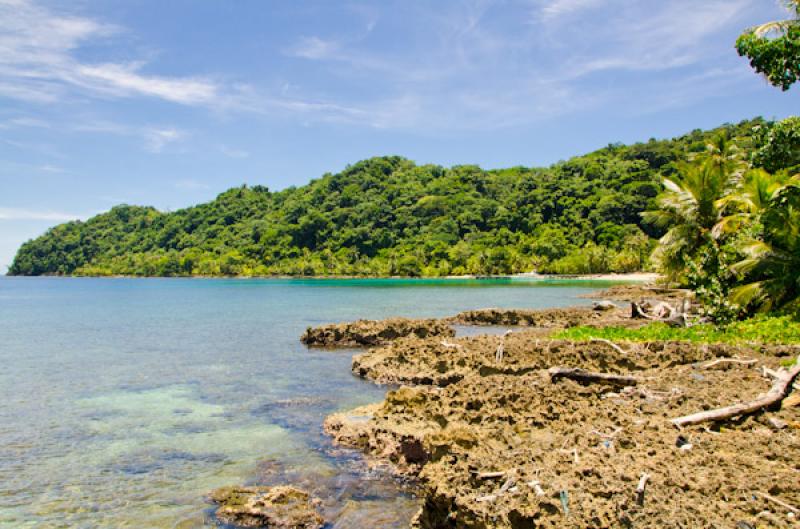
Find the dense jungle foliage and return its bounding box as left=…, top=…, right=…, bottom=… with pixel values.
left=8, top=119, right=768, bottom=278
left=642, top=115, right=799, bottom=319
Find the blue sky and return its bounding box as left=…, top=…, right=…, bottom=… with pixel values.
left=0, top=0, right=797, bottom=271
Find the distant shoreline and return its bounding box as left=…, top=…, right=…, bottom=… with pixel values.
left=4, top=271, right=660, bottom=282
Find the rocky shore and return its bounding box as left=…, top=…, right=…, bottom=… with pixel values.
left=315, top=287, right=800, bottom=528
left=301, top=317, right=454, bottom=347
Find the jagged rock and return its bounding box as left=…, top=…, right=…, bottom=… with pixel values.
left=301, top=317, right=454, bottom=347
left=450, top=305, right=634, bottom=328
left=208, top=486, right=324, bottom=528
left=329, top=329, right=800, bottom=528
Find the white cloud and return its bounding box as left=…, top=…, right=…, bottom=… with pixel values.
left=5, top=117, right=50, bottom=128
left=544, top=0, right=754, bottom=78
left=287, top=36, right=341, bottom=60
left=68, top=120, right=189, bottom=152
left=0, top=206, right=80, bottom=221
left=537, top=0, right=603, bottom=20
left=143, top=128, right=184, bottom=153
left=0, top=0, right=220, bottom=106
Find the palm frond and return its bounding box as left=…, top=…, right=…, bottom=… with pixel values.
left=730, top=281, right=768, bottom=308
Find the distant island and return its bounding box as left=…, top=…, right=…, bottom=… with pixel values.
left=8, top=119, right=764, bottom=278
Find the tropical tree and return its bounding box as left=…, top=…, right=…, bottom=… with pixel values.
left=751, top=116, right=800, bottom=172
left=643, top=135, right=744, bottom=283
left=729, top=180, right=800, bottom=312
left=736, top=0, right=800, bottom=91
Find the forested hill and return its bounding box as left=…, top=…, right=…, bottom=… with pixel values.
left=9, top=119, right=763, bottom=277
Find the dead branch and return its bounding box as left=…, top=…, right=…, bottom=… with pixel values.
left=756, top=491, right=800, bottom=515
left=549, top=367, right=639, bottom=386
left=591, top=427, right=623, bottom=439
left=476, top=471, right=506, bottom=480
left=631, top=301, right=690, bottom=327
left=702, top=358, right=756, bottom=369
left=671, top=357, right=800, bottom=427
left=527, top=480, right=545, bottom=496
left=589, top=337, right=628, bottom=355
left=631, top=302, right=659, bottom=320
left=636, top=473, right=650, bottom=506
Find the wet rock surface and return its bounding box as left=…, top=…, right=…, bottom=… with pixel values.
left=301, top=318, right=454, bottom=347
left=208, top=485, right=324, bottom=528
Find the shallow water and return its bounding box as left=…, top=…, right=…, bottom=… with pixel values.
left=0, top=277, right=612, bottom=528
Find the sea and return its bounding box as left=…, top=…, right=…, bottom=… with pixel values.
left=0, top=276, right=614, bottom=528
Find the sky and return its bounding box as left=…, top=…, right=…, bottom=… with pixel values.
left=0, top=0, right=797, bottom=271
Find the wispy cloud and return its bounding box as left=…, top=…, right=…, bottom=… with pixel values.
left=552, top=0, right=754, bottom=78
left=287, top=36, right=341, bottom=60
left=143, top=128, right=185, bottom=153
left=273, top=0, right=764, bottom=130
left=2, top=117, right=51, bottom=128
left=219, top=145, right=250, bottom=159
left=537, top=0, right=604, bottom=21
left=0, top=206, right=81, bottom=221
left=68, top=120, right=188, bottom=153
left=0, top=0, right=222, bottom=106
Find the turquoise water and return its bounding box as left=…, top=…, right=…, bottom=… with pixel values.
left=0, top=277, right=609, bottom=528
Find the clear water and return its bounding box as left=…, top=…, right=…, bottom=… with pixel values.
left=0, top=277, right=611, bottom=528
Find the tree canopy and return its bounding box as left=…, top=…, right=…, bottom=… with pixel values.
left=9, top=119, right=763, bottom=278
left=736, top=1, right=800, bottom=90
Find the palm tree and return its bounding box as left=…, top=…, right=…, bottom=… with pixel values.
left=643, top=135, right=743, bottom=282
left=747, top=1, right=799, bottom=37
left=712, top=168, right=791, bottom=237
left=729, top=179, right=800, bottom=313
left=736, top=1, right=800, bottom=91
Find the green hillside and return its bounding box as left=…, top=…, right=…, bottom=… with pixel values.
left=8, top=119, right=764, bottom=277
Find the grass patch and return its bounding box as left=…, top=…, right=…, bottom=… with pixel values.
left=555, top=315, right=800, bottom=345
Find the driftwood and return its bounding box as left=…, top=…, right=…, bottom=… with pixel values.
left=671, top=357, right=800, bottom=427
left=475, top=470, right=517, bottom=503
left=756, top=491, right=800, bottom=515
left=476, top=471, right=506, bottom=480
left=631, top=301, right=691, bottom=328
left=702, top=357, right=757, bottom=369
left=548, top=367, right=639, bottom=386
left=527, top=480, right=545, bottom=496
left=636, top=473, right=650, bottom=506
left=589, top=337, right=628, bottom=355
left=494, top=330, right=513, bottom=364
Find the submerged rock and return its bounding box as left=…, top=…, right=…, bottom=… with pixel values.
left=208, top=485, right=324, bottom=528
left=301, top=317, right=454, bottom=347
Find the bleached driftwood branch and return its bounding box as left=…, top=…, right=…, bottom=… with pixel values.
left=756, top=491, right=800, bottom=516
left=702, top=357, right=756, bottom=369
left=672, top=357, right=800, bottom=427
left=548, top=367, right=639, bottom=386
left=636, top=473, right=650, bottom=506
left=631, top=301, right=691, bottom=327
left=589, top=337, right=628, bottom=355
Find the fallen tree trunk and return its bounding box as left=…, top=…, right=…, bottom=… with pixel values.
left=548, top=367, right=639, bottom=386
left=671, top=358, right=800, bottom=427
